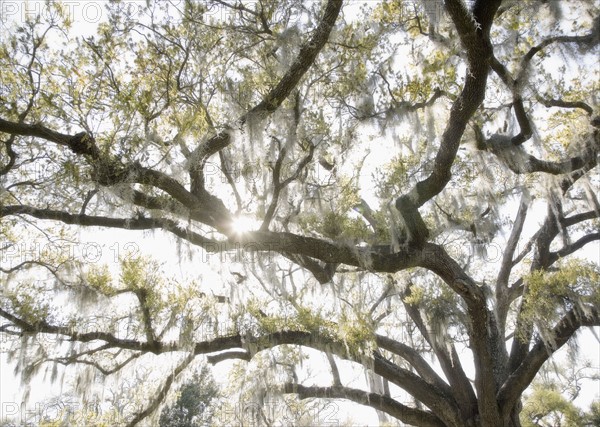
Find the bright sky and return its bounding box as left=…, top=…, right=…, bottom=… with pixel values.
left=1, top=1, right=599, bottom=425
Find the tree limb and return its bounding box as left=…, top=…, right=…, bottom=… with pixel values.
left=283, top=383, right=446, bottom=427
left=537, top=97, right=594, bottom=115
left=126, top=352, right=196, bottom=427
left=498, top=305, right=600, bottom=422
left=187, top=0, right=343, bottom=194
left=0, top=117, right=101, bottom=158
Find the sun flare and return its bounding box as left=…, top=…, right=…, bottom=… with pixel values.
left=231, top=215, right=257, bottom=234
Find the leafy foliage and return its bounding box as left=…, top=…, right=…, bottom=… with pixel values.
left=0, top=1, right=599, bottom=426
left=159, top=365, right=218, bottom=427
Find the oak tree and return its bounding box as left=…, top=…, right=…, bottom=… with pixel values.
left=1, top=1, right=599, bottom=426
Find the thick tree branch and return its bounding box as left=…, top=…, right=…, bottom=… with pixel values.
left=561, top=209, right=600, bottom=228
left=548, top=232, right=600, bottom=263
left=0, top=117, right=101, bottom=158
left=400, top=283, right=478, bottom=419
left=376, top=335, right=452, bottom=396
left=0, top=135, right=17, bottom=176
left=490, top=57, right=533, bottom=146
left=206, top=350, right=250, bottom=364
left=371, top=352, right=463, bottom=426
left=230, top=231, right=421, bottom=272
left=391, top=0, right=502, bottom=254
left=0, top=203, right=425, bottom=273
left=0, top=306, right=463, bottom=427
left=419, top=243, right=503, bottom=425
left=283, top=383, right=445, bottom=427
left=498, top=306, right=600, bottom=422
left=0, top=204, right=219, bottom=249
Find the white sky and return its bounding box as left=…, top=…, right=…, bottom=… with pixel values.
left=1, top=1, right=599, bottom=425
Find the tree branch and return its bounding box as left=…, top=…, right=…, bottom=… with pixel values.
left=548, top=232, right=600, bottom=263
left=0, top=204, right=219, bottom=249
left=0, top=306, right=463, bottom=427
left=126, top=352, right=195, bottom=427
left=537, top=97, right=594, bottom=115
left=483, top=130, right=599, bottom=176
left=561, top=209, right=600, bottom=228
left=392, top=0, right=501, bottom=252
left=283, top=383, right=445, bottom=427
left=0, top=117, right=101, bottom=158
left=498, top=305, right=600, bottom=422
left=325, top=352, right=341, bottom=386
left=0, top=117, right=234, bottom=227
left=497, top=193, right=529, bottom=298
left=188, top=0, right=343, bottom=194
left=376, top=335, right=452, bottom=396
left=519, top=16, right=600, bottom=71
left=261, top=139, right=315, bottom=231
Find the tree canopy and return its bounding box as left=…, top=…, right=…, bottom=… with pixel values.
left=0, top=1, right=599, bottom=426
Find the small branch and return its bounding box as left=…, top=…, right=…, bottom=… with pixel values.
left=188, top=0, right=342, bottom=194
left=0, top=204, right=220, bottom=250
left=519, top=16, right=600, bottom=74
left=261, top=141, right=315, bottom=231
left=0, top=260, right=56, bottom=274
left=126, top=352, right=195, bottom=427
left=80, top=189, right=98, bottom=215
left=537, top=97, right=594, bottom=115
left=548, top=232, right=600, bottom=264
left=497, top=193, right=529, bottom=290
left=219, top=150, right=243, bottom=212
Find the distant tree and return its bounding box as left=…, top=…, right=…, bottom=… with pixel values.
left=159, top=365, right=218, bottom=427
left=520, top=354, right=600, bottom=427
left=521, top=383, right=584, bottom=427
left=522, top=392, right=600, bottom=427
left=1, top=1, right=599, bottom=426
left=584, top=401, right=600, bottom=427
